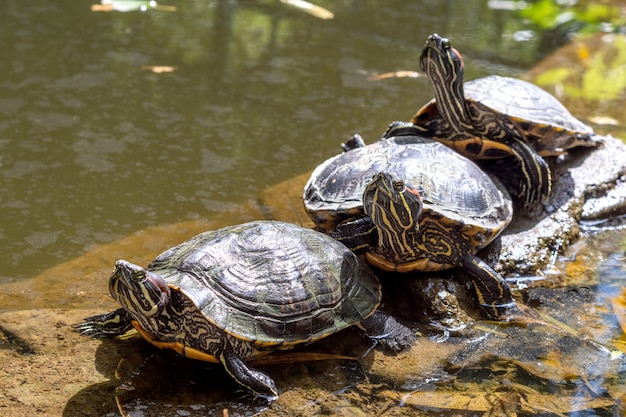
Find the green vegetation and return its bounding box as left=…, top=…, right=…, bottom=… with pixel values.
left=520, top=0, right=625, bottom=33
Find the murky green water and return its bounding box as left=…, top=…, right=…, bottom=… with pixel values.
left=0, top=0, right=569, bottom=280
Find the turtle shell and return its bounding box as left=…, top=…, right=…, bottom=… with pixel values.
left=145, top=220, right=381, bottom=346
left=415, top=75, right=597, bottom=155
left=303, top=135, right=512, bottom=250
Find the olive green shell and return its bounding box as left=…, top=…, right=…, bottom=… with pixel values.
left=145, top=220, right=381, bottom=345
left=303, top=135, right=512, bottom=249
left=417, top=75, right=598, bottom=154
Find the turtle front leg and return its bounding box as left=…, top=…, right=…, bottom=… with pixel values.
left=73, top=308, right=135, bottom=338
left=381, top=121, right=429, bottom=140
left=330, top=217, right=377, bottom=254
left=460, top=254, right=515, bottom=319
left=219, top=343, right=279, bottom=402
left=359, top=310, right=415, bottom=353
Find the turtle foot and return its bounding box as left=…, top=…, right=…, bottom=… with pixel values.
left=72, top=308, right=134, bottom=338
left=360, top=310, right=415, bottom=353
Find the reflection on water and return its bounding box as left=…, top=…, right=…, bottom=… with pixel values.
left=0, top=0, right=560, bottom=280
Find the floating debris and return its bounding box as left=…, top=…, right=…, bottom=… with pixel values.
left=141, top=65, right=178, bottom=73
left=589, top=115, right=619, bottom=126
left=91, top=0, right=177, bottom=13
left=280, top=0, right=334, bottom=20
left=368, top=70, right=421, bottom=81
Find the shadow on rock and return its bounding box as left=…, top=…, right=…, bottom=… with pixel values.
left=62, top=329, right=383, bottom=416
left=63, top=335, right=266, bottom=416
left=62, top=337, right=148, bottom=417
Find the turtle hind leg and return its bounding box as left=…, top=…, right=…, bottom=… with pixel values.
left=358, top=310, right=415, bottom=353
left=72, top=308, right=135, bottom=338
left=219, top=344, right=279, bottom=403
left=460, top=254, right=515, bottom=319
left=481, top=142, right=551, bottom=210
left=507, top=140, right=551, bottom=208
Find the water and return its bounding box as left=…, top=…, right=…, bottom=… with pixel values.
left=0, top=0, right=554, bottom=280
left=2, top=2, right=626, bottom=416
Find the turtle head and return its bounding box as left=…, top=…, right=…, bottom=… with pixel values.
left=420, top=33, right=470, bottom=130
left=363, top=172, right=423, bottom=241
left=420, top=33, right=464, bottom=81
left=109, top=260, right=171, bottom=318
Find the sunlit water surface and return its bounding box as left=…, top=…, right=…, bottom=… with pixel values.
left=0, top=0, right=568, bottom=280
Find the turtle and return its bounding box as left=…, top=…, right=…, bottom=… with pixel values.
left=406, top=33, right=601, bottom=207
left=303, top=133, right=515, bottom=318
left=73, top=220, right=414, bottom=401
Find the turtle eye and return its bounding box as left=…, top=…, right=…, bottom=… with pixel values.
left=442, top=38, right=451, bottom=49
left=392, top=180, right=405, bottom=191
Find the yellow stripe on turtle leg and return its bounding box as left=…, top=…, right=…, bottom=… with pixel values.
left=460, top=255, right=514, bottom=319
left=508, top=139, right=551, bottom=206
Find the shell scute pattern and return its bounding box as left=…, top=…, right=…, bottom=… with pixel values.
left=147, top=221, right=380, bottom=345
left=304, top=136, right=512, bottom=242
left=463, top=75, right=595, bottom=153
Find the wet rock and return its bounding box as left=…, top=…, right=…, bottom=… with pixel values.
left=498, top=136, right=626, bottom=276
left=581, top=179, right=626, bottom=230
left=258, top=135, right=626, bottom=321
left=407, top=278, right=472, bottom=332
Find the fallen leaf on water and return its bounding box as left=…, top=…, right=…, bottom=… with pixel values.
left=91, top=4, right=114, bottom=11
left=609, top=338, right=626, bottom=354
left=368, top=71, right=421, bottom=81
left=141, top=65, right=178, bottom=73
left=280, top=0, right=334, bottom=20
left=380, top=389, right=616, bottom=414
left=588, top=115, right=619, bottom=126
left=535, top=309, right=582, bottom=337
left=513, top=349, right=583, bottom=383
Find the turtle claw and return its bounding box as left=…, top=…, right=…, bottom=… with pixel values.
left=72, top=308, right=134, bottom=338
left=234, top=383, right=279, bottom=405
